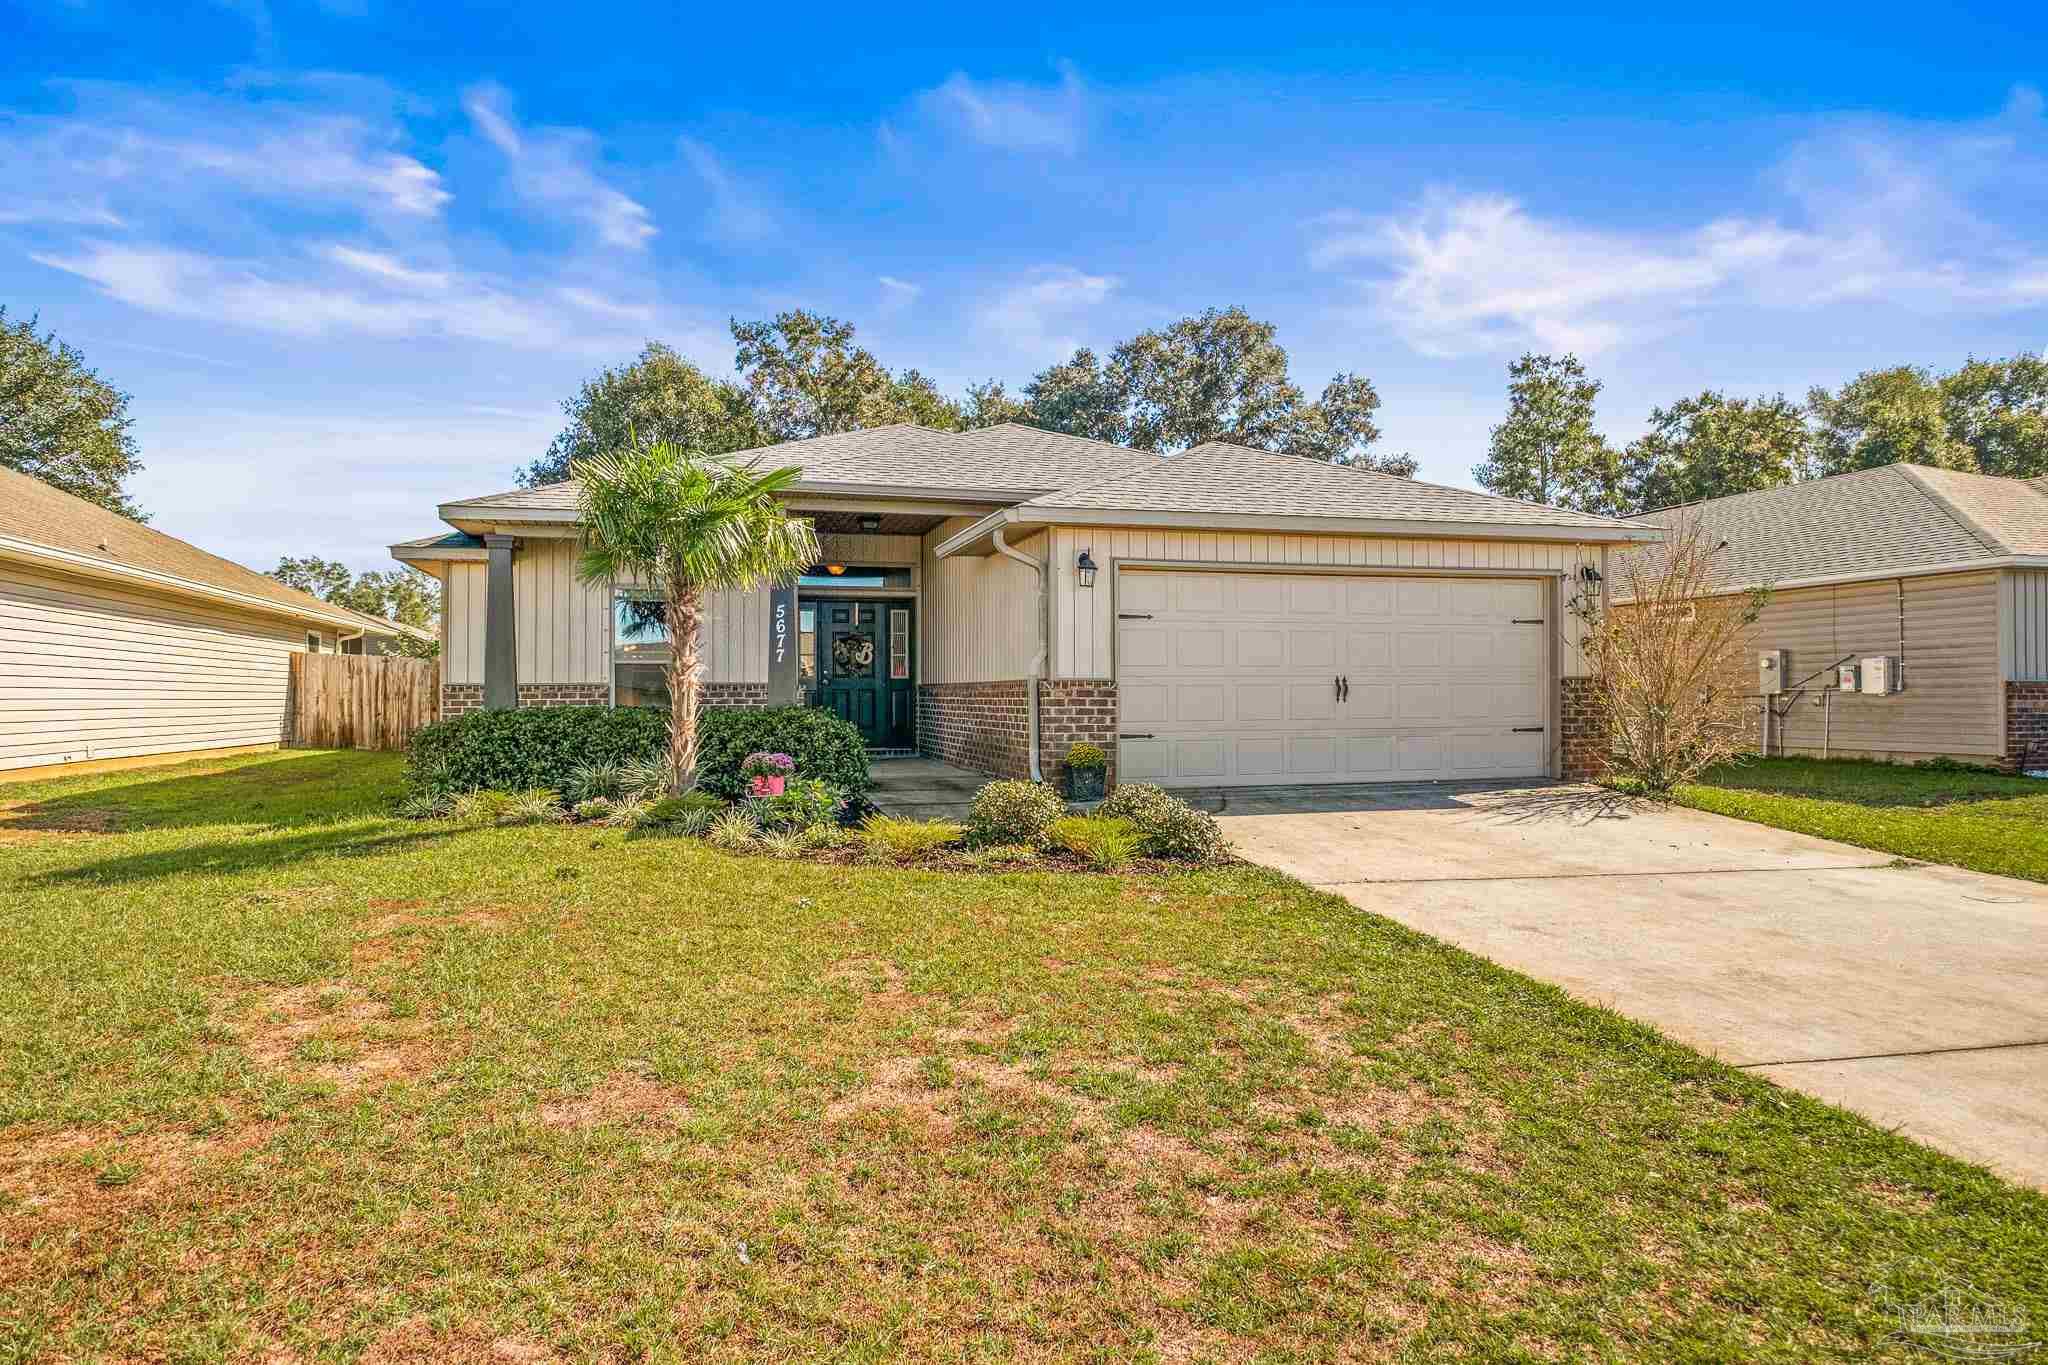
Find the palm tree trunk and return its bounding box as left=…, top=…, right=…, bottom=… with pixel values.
left=666, top=579, right=704, bottom=794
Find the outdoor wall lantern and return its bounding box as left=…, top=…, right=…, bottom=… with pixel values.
left=1077, top=550, right=1098, bottom=588
left=1578, top=563, right=1602, bottom=586
left=858, top=514, right=881, bottom=533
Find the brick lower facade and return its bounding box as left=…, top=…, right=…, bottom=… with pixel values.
left=918, top=680, right=1032, bottom=779
left=916, top=679, right=1120, bottom=788
left=1559, top=675, right=1608, bottom=782
left=438, top=680, right=768, bottom=722
left=1038, top=679, right=1118, bottom=789
left=2006, top=682, right=2048, bottom=773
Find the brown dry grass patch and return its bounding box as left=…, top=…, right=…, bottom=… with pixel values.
left=0, top=1118, right=276, bottom=1232
left=535, top=1072, right=692, bottom=1130
left=221, top=980, right=438, bottom=1091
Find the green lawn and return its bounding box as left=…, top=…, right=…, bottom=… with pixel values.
left=1673, top=757, right=2048, bottom=882
left=2, top=750, right=2045, bottom=1362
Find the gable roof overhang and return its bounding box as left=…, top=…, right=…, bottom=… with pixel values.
left=934, top=505, right=1662, bottom=559
left=0, top=531, right=386, bottom=634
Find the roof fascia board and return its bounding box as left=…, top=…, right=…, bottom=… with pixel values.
left=0, top=533, right=369, bottom=632
left=391, top=543, right=488, bottom=563
left=936, top=506, right=1657, bottom=559
left=1614, top=554, right=2048, bottom=600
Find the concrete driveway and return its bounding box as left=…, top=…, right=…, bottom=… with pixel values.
left=1211, top=782, right=2048, bottom=1189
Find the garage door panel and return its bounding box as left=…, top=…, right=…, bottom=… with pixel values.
left=1116, top=569, right=1551, bottom=788
left=1237, top=629, right=1286, bottom=668
left=1290, top=630, right=1336, bottom=669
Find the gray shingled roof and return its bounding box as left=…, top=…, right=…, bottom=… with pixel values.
left=1016, top=441, right=1656, bottom=532
left=1634, top=463, right=2048, bottom=590
left=443, top=422, right=1166, bottom=513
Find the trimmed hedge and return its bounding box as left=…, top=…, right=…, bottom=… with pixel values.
left=696, top=706, right=871, bottom=800
left=405, top=706, right=666, bottom=797
left=405, top=703, right=871, bottom=802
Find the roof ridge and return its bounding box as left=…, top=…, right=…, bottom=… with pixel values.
left=1894, top=463, right=2013, bottom=556
left=970, top=421, right=1168, bottom=461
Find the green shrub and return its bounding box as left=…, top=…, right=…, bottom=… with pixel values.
left=636, top=791, right=725, bottom=832
left=756, top=829, right=806, bottom=859
left=406, top=707, right=666, bottom=797
left=566, top=761, right=632, bottom=802
left=1097, top=783, right=1227, bottom=862
left=501, top=789, right=566, bottom=825
left=859, top=816, right=964, bottom=861
left=694, top=707, right=871, bottom=801
left=447, top=790, right=515, bottom=824
left=1065, top=742, right=1108, bottom=772
left=798, top=821, right=856, bottom=850
left=967, top=780, right=1067, bottom=846
left=743, top=778, right=845, bottom=831
left=571, top=796, right=615, bottom=822
left=394, top=792, right=451, bottom=821
left=1049, top=815, right=1143, bottom=869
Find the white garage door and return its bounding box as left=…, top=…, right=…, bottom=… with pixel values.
left=1116, top=569, right=1550, bottom=787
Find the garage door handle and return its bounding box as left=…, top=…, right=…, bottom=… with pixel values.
left=1118, top=612, right=1153, bottom=620
left=1511, top=618, right=1544, bottom=624
left=1512, top=726, right=1545, bottom=733
left=1119, top=732, right=1155, bottom=739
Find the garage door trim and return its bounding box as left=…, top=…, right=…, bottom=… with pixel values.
left=1109, top=559, right=1564, bottom=786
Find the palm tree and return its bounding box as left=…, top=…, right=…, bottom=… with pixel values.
left=573, top=440, right=818, bottom=794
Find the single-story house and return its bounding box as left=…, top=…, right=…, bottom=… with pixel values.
left=0, top=465, right=428, bottom=777
left=393, top=423, right=1658, bottom=788
left=1636, top=463, right=2048, bottom=770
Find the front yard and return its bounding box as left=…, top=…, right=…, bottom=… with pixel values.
left=4, top=750, right=2045, bottom=1361
left=1673, top=756, right=2048, bottom=883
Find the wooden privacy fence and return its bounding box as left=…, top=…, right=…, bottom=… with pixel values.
left=289, top=653, right=439, bottom=751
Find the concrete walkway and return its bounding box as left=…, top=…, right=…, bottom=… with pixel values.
left=869, top=758, right=987, bottom=821
left=1212, top=782, right=2048, bottom=1189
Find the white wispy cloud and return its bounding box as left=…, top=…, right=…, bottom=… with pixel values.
left=0, top=85, right=450, bottom=220
left=677, top=137, right=775, bottom=243
left=978, top=264, right=1116, bottom=358
left=878, top=274, right=921, bottom=307
left=463, top=82, right=654, bottom=249
left=321, top=243, right=450, bottom=290
left=917, top=62, right=1089, bottom=153
left=558, top=285, right=655, bottom=323
left=1311, top=87, right=2048, bottom=357
left=37, top=240, right=574, bottom=348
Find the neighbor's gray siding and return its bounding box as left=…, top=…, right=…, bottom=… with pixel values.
left=1753, top=570, right=2002, bottom=760
left=0, top=560, right=315, bottom=772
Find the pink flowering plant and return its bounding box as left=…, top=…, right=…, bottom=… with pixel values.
left=739, top=751, right=797, bottom=780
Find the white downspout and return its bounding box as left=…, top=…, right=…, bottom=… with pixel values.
left=993, top=524, right=1047, bottom=782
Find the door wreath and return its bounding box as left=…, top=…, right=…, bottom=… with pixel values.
left=833, top=633, right=875, bottom=675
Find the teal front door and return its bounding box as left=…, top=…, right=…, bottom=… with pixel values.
left=813, top=599, right=913, bottom=748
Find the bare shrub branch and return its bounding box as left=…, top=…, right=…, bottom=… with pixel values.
left=1575, top=515, right=1766, bottom=792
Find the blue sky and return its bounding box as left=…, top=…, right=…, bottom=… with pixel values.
left=7, top=1, right=2048, bottom=576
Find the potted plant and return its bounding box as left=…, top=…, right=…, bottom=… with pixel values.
left=1064, top=742, right=1108, bottom=802
left=740, top=751, right=796, bottom=797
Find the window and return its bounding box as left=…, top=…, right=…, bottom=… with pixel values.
left=796, top=564, right=911, bottom=590
left=799, top=606, right=817, bottom=689
left=305, top=632, right=322, bottom=654
left=613, top=591, right=671, bottom=709
left=889, top=608, right=910, bottom=680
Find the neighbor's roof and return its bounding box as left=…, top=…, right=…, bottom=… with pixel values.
left=440, top=423, right=1167, bottom=517
left=1633, top=463, right=2048, bottom=592
left=1013, top=441, right=1657, bottom=531
left=0, top=464, right=418, bottom=636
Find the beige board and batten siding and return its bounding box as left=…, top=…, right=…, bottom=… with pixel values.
left=441, top=530, right=923, bottom=689
left=1044, top=527, right=1602, bottom=680
left=1757, top=571, right=2001, bottom=760
left=2002, top=568, right=2048, bottom=682
left=919, top=518, right=1043, bottom=684
left=0, top=560, right=306, bottom=771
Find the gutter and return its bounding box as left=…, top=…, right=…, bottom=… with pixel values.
left=992, top=524, right=1048, bottom=782
left=1610, top=553, right=2048, bottom=602
left=0, top=533, right=372, bottom=634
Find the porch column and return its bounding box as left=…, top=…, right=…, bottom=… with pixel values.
left=484, top=533, right=518, bottom=709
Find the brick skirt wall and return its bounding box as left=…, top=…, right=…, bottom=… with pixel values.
left=2006, top=682, right=2048, bottom=772
left=1559, top=675, right=1608, bottom=782
left=439, top=681, right=769, bottom=722
left=918, top=681, right=1031, bottom=779
left=1039, top=679, right=1118, bottom=789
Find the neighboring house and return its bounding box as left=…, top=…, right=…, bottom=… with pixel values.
left=0, top=466, right=429, bottom=776
left=1636, top=463, right=2048, bottom=770
left=394, top=424, right=1656, bottom=789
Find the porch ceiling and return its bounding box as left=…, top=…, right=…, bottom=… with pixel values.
left=802, top=510, right=950, bottom=535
